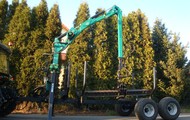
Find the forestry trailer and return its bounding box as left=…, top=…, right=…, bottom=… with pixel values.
left=45, top=5, right=181, bottom=120
left=0, top=5, right=181, bottom=120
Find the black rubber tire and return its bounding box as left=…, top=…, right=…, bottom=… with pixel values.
left=0, top=88, right=17, bottom=117
left=115, top=99, right=134, bottom=116
left=158, top=97, right=180, bottom=120
left=134, top=98, right=158, bottom=120
left=0, top=99, right=16, bottom=117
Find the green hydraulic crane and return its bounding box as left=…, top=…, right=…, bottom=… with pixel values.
left=48, top=5, right=123, bottom=120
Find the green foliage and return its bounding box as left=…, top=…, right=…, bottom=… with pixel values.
left=4, top=1, right=31, bottom=94
left=2, top=0, right=62, bottom=96
left=136, top=10, right=154, bottom=89
left=152, top=19, right=169, bottom=100
left=181, top=62, right=190, bottom=104
left=122, top=10, right=154, bottom=89
left=33, top=48, right=52, bottom=87
left=160, top=33, right=187, bottom=100
left=28, top=0, right=48, bottom=55
left=123, top=11, right=144, bottom=88
left=91, top=8, right=114, bottom=90
left=0, top=1, right=188, bottom=102
left=45, top=4, right=62, bottom=41
left=152, top=20, right=187, bottom=101
left=105, top=14, right=118, bottom=87
left=31, top=0, right=48, bottom=29
left=0, top=0, right=8, bottom=41
left=5, top=1, right=31, bottom=51
left=120, top=16, right=133, bottom=86
left=67, top=2, right=91, bottom=96
left=6, top=0, right=19, bottom=25
left=152, top=19, right=169, bottom=63
left=19, top=56, right=35, bottom=95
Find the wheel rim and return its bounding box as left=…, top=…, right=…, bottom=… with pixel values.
left=167, top=103, right=177, bottom=115
left=143, top=104, right=155, bottom=117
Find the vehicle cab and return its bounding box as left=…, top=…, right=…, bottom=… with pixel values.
left=0, top=42, right=16, bottom=117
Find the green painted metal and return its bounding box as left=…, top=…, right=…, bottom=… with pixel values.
left=50, top=5, right=123, bottom=72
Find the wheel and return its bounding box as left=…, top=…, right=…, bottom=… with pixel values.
left=158, top=97, right=180, bottom=120
left=0, top=99, right=16, bottom=117
left=134, top=98, right=158, bottom=120
left=115, top=99, right=134, bottom=116
left=0, top=88, right=16, bottom=117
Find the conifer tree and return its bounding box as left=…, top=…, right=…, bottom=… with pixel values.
left=136, top=10, right=154, bottom=89
left=159, top=33, right=187, bottom=100
left=152, top=20, right=187, bottom=100
left=105, top=13, right=118, bottom=86
left=67, top=2, right=91, bottom=93
left=152, top=19, right=170, bottom=99
left=152, top=19, right=169, bottom=63
left=0, top=0, right=8, bottom=41
left=27, top=0, right=49, bottom=89
left=31, top=0, right=48, bottom=29
left=6, top=0, right=19, bottom=25
left=5, top=0, right=31, bottom=54
left=121, top=10, right=155, bottom=90
left=3, top=0, right=31, bottom=95
left=91, top=8, right=114, bottom=89
left=28, top=0, right=48, bottom=55
left=19, top=56, right=35, bottom=95
left=122, top=12, right=140, bottom=88
left=129, top=11, right=144, bottom=88
left=120, top=16, right=134, bottom=86
left=45, top=3, right=62, bottom=42
left=122, top=10, right=154, bottom=89
left=181, top=62, right=190, bottom=104
left=171, top=34, right=187, bottom=68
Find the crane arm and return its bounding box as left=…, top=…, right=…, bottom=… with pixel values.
left=51, top=5, right=123, bottom=71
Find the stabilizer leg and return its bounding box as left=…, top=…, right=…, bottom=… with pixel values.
left=47, top=72, right=56, bottom=120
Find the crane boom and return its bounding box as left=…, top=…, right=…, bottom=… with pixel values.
left=50, top=5, right=123, bottom=71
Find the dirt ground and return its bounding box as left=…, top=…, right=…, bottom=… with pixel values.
left=13, top=102, right=117, bottom=116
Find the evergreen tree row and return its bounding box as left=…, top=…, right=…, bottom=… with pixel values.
left=67, top=2, right=188, bottom=103
left=0, top=0, right=189, bottom=104
left=1, top=0, right=62, bottom=96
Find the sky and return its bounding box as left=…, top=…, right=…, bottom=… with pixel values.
left=7, top=0, right=190, bottom=60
